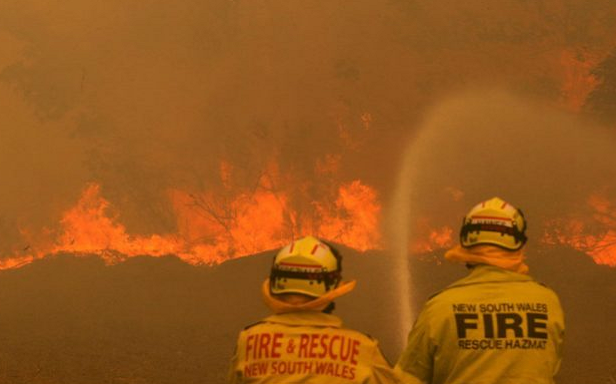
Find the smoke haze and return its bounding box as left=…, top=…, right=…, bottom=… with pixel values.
left=394, top=90, right=616, bottom=246
left=1, top=2, right=616, bottom=383
left=2, top=0, right=616, bottom=256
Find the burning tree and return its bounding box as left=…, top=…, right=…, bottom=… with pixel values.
left=542, top=193, right=616, bottom=266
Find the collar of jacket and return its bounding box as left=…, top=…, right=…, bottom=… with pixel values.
left=263, top=311, right=343, bottom=328
left=446, top=264, right=535, bottom=290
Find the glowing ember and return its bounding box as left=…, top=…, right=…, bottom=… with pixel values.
left=0, top=255, right=37, bottom=270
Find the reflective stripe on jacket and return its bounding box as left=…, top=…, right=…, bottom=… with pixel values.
left=228, top=311, right=401, bottom=384
left=396, top=264, right=565, bottom=384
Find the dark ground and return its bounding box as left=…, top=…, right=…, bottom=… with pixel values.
left=0, top=246, right=612, bottom=384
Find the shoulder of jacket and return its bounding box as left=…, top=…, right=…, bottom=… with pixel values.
left=423, top=287, right=460, bottom=308
left=340, top=327, right=378, bottom=343
left=427, top=289, right=446, bottom=301
left=525, top=278, right=558, bottom=294
left=243, top=321, right=265, bottom=331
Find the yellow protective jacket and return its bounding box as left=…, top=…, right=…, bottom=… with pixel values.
left=228, top=311, right=401, bottom=384
left=396, top=265, right=565, bottom=384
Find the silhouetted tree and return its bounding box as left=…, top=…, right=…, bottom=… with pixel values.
left=585, top=51, right=616, bottom=125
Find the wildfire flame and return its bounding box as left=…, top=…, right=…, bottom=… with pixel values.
left=3, top=162, right=383, bottom=270
left=6, top=181, right=616, bottom=269
left=410, top=222, right=454, bottom=255
left=409, top=217, right=616, bottom=267
left=542, top=193, right=616, bottom=267
left=408, top=192, right=616, bottom=268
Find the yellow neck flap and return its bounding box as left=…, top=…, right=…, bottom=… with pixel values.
left=261, top=278, right=356, bottom=314
left=444, top=244, right=529, bottom=274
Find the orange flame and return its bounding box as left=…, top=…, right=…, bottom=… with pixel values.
left=409, top=191, right=616, bottom=268
left=3, top=163, right=383, bottom=270
left=542, top=193, right=616, bottom=267
left=411, top=217, right=616, bottom=267
left=410, top=220, right=454, bottom=255
left=53, top=183, right=183, bottom=264
left=317, top=180, right=382, bottom=251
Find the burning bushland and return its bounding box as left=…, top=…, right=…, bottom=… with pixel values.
left=4, top=159, right=383, bottom=269
left=1, top=0, right=616, bottom=270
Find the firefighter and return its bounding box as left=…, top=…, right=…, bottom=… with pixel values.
left=227, top=235, right=400, bottom=384
left=395, top=197, right=565, bottom=384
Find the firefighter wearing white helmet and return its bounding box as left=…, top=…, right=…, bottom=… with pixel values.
left=228, top=236, right=401, bottom=384
left=460, top=197, right=528, bottom=251
left=396, top=197, right=565, bottom=384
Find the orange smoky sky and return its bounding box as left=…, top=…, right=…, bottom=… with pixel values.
left=1, top=0, right=616, bottom=261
